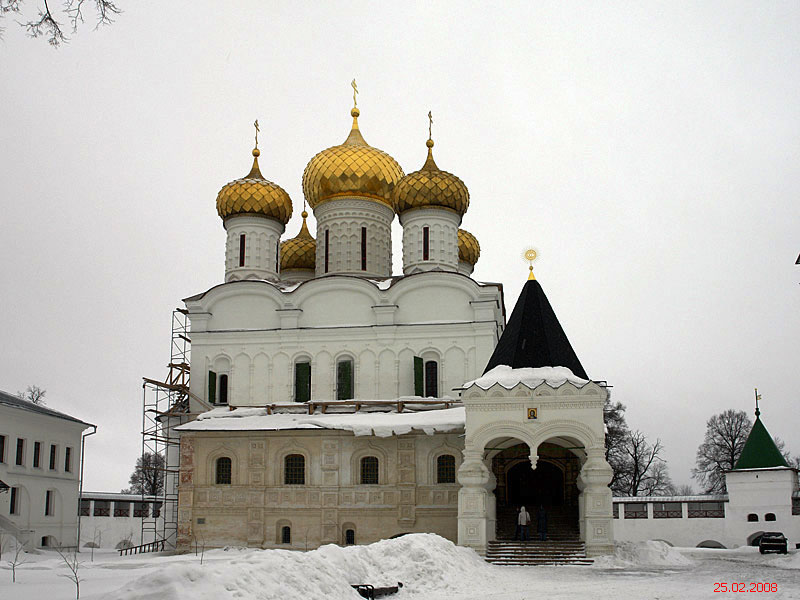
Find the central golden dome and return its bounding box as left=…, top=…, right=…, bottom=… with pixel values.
left=302, top=108, right=405, bottom=210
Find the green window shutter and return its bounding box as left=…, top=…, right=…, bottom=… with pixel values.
left=208, top=371, right=216, bottom=404
left=295, top=362, right=311, bottom=402
left=414, top=356, right=424, bottom=396
left=337, top=360, right=353, bottom=400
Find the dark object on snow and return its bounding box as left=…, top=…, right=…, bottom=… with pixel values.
left=351, top=582, right=404, bottom=599
left=758, top=532, right=788, bottom=554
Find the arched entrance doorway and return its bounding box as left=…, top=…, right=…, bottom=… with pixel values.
left=507, top=460, right=564, bottom=507
left=490, top=441, right=581, bottom=540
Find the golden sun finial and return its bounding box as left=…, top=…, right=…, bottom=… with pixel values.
left=522, top=247, right=538, bottom=280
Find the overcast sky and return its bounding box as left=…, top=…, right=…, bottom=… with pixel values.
left=1, top=1, right=798, bottom=492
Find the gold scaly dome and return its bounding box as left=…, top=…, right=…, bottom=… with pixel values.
left=458, top=228, right=480, bottom=266
left=392, top=137, right=470, bottom=216
left=302, top=107, right=405, bottom=210
left=217, top=148, right=293, bottom=224
left=280, top=210, right=316, bottom=271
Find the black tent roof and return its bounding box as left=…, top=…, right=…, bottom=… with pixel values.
left=483, top=278, right=588, bottom=379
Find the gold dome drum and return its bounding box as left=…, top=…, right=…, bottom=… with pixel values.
left=458, top=228, right=480, bottom=265
left=280, top=212, right=316, bottom=271
left=302, top=109, right=405, bottom=210
left=393, top=140, right=469, bottom=216
left=217, top=150, right=293, bottom=224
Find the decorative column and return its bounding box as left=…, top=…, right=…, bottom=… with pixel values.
left=457, top=448, right=495, bottom=554
left=576, top=446, right=614, bottom=556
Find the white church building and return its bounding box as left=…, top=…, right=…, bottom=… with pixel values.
left=165, top=97, right=797, bottom=560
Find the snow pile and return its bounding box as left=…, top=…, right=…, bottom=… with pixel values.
left=112, top=534, right=497, bottom=600
left=464, top=365, right=589, bottom=390
left=592, top=541, right=693, bottom=569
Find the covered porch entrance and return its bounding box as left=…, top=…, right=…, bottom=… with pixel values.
left=489, top=441, right=581, bottom=540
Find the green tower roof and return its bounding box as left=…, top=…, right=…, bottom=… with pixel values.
left=734, top=412, right=788, bottom=470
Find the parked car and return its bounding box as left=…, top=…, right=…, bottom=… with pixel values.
left=758, top=532, right=788, bottom=554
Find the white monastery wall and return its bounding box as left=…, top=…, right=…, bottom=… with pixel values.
left=78, top=493, right=164, bottom=549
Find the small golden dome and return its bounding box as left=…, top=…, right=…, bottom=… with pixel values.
left=280, top=211, right=316, bottom=271
left=458, top=228, right=480, bottom=265
left=392, top=139, right=469, bottom=216
left=217, top=148, right=293, bottom=224
left=302, top=109, right=405, bottom=210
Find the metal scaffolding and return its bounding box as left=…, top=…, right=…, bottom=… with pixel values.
left=140, top=309, right=193, bottom=551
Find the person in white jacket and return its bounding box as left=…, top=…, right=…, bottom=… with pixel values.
left=516, top=505, right=531, bottom=541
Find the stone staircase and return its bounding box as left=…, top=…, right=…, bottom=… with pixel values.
left=486, top=505, right=592, bottom=566
left=485, top=540, right=592, bottom=566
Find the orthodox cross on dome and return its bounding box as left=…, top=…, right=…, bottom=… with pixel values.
left=254, top=119, right=260, bottom=150
left=351, top=79, right=359, bottom=108
left=754, top=387, right=761, bottom=417
left=428, top=110, right=433, bottom=141
left=522, top=247, right=538, bottom=280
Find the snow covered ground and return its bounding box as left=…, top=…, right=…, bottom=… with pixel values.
left=1, top=535, right=799, bottom=600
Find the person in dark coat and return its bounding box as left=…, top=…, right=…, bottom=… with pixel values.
left=537, top=505, right=547, bottom=541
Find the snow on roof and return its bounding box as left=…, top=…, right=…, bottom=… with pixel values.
left=0, top=389, right=95, bottom=428
left=176, top=405, right=466, bottom=436
left=80, top=492, right=160, bottom=502
left=612, top=495, right=728, bottom=503
left=463, top=365, right=589, bottom=390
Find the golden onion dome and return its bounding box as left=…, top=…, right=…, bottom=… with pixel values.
left=280, top=211, right=316, bottom=271
left=392, top=138, right=469, bottom=216
left=302, top=107, right=405, bottom=210
left=458, top=228, right=480, bottom=265
left=217, top=148, right=293, bottom=224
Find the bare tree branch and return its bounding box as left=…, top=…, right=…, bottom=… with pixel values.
left=1, top=0, right=120, bottom=46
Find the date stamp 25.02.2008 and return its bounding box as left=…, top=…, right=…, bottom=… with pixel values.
left=714, top=583, right=778, bottom=593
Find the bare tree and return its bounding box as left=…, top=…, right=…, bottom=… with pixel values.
left=692, top=409, right=752, bottom=493
left=0, top=0, right=120, bottom=46
left=193, top=531, right=206, bottom=565
left=603, top=395, right=629, bottom=491
left=122, top=452, right=165, bottom=497
left=57, top=546, right=82, bottom=599
left=17, top=385, right=46, bottom=405
left=8, top=538, right=26, bottom=583
left=674, top=483, right=695, bottom=496
left=612, top=430, right=672, bottom=496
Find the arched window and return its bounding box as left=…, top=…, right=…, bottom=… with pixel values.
left=765, top=513, right=776, bottom=522
left=361, top=226, right=367, bottom=271
left=424, top=361, right=438, bottom=397
left=345, top=529, right=355, bottom=545
left=360, top=456, right=379, bottom=484
left=239, top=234, right=246, bottom=267
left=324, top=229, right=330, bottom=273
left=423, top=226, right=430, bottom=261
left=337, top=359, right=354, bottom=400
left=747, top=513, right=758, bottom=522
left=284, top=454, right=305, bottom=485
left=281, top=526, right=291, bottom=544
left=216, top=457, right=232, bottom=484
left=219, top=374, right=229, bottom=405
left=295, top=361, right=311, bottom=402
left=437, top=454, right=456, bottom=484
